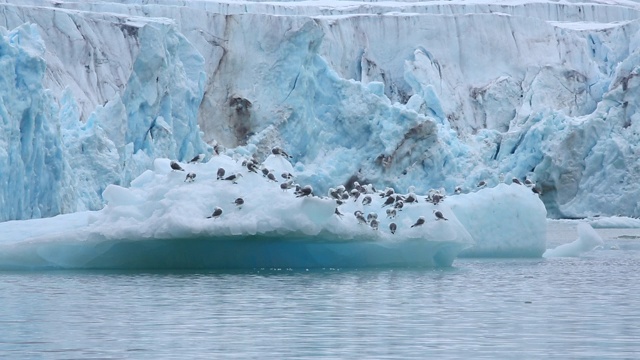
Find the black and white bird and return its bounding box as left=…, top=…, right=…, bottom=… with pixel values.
left=272, top=146, right=291, bottom=158
left=207, top=207, right=223, bottom=219
left=355, top=211, right=368, bottom=225
left=184, top=172, right=196, bottom=182
left=350, top=189, right=360, bottom=202
left=170, top=161, right=184, bottom=171
left=389, top=222, right=397, bottom=234
left=380, top=187, right=395, bottom=198
left=434, top=210, right=448, bottom=221
left=524, top=178, right=534, bottom=187
left=431, top=193, right=443, bottom=205
left=394, top=200, right=404, bottom=211
left=234, top=198, right=244, bottom=209
left=267, top=172, right=278, bottom=182
left=335, top=208, right=344, bottom=217
left=404, top=193, right=418, bottom=204
left=512, top=177, right=523, bottom=185
left=362, top=195, right=372, bottom=206
left=477, top=180, right=487, bottom=188
left=532, top=187, right=543, bottom=195
left=382, top=196, right=395, bottom=208
left=454, top=186, right=462, bottom=194
left=281, top=172, right=294, bottom=180
left=295, top=185, right=313, bottom=197
left=386, top=208, right=396, bottom=219
left=188, top=154, right=204, bottom=163
left=411, top=216, right=426, bottom=228
left=217, top=168, right=226, bottom=180
left=367, top=212, right=378, bottom=223
left=246, top=161, right=259, bottom=174
left=224, top=173, right=243, bottom=184
left=280, top=181, right=294, bottom=192
left=370, top=219, right=379, bottom=231
left=261, top=167, right=270, bottom=177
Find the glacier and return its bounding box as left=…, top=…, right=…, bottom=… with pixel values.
left=0, top=0, right=640, bottom=264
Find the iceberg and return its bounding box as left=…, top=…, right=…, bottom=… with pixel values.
left=0, top=155, right=547, bottom=270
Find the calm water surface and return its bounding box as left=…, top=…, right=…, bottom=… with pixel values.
left=1, top=224, right=639, bottom=359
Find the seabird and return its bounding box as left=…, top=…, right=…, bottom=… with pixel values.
left=524, top=179, right=534, bottom=187
left=431, top=193, right=443, bottom=205
left=404, top=193, right=418, bottom=204
left=261, top=167, right=270, bottom=177
left=477, top=180, right=487, bottom=188
left=350, top=189, right=360, bottom=202
left=355, top=211, right=368, bottom=225
left=207, top=207, right=223, bottom=219
left=281, top=172, right=294, bottom=180
left=380, top=187, right=395, bottom=198
left=434, top=210, right=448, bottom=221
left=411, top=216, right=425, bottom=228
left=217, top=168, right=225, bottom=180
left=223, top=173, right=243, bottom=184
left=295, top=185, right=313, bottom=197
left=272, top=146, right=291, bottom=158
left=394, top=200, right=404, bottom=211
left=335, top=208, right=344, bottom=217
left=328, top=188, right=342, bottom=200
left=188, top=154, right=204, bottom=163
left=382, top=196, right=395, bottom=207
left=512, top=177, right=523, bottom=185
left=267, top=172, right=278, bottom=182
left=280, top=181, right=294, bottom=192
left=532, top=187, right=543, bottom=195
left=386, top=208, right=396, bottom=219
left=170, top=161, right=184, bottom=171
left=362, top=195, right=372, bottom=206
left=370, top=219, right=379, bottom=231
left=184, top=172, right=196, bottom=182
left=389, top=222, right=397, bottom=234
left=367, top=212, right=378, bottom=222
left=234, top=198, right=244, bottom=209
left=246, top=161, right=259, bottom=173
left=454, top=186, right=462, bottom=194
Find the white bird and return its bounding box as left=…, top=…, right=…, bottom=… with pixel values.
left=362, top=195, right=372, bottom=206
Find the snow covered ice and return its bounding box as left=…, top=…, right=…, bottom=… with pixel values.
left=1, top=0, right=640, bottom=267
left=0, top=154, right=549, bottom=269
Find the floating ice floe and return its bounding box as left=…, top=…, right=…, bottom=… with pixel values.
left=0, top=155, right=547, bottom=270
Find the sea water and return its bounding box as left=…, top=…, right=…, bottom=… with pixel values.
left=0, top=222, right=639, bottom=359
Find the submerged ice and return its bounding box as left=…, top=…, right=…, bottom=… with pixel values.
left=0, top=154, right=547, bottom=269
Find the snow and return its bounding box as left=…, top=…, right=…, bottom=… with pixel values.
left=0, top=155, right=549, bottom=269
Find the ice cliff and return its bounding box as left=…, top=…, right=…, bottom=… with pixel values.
left=1, top=0, right=640, bottom=222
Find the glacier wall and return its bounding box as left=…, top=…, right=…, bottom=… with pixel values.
left=1, top=0, right=640, bottom=221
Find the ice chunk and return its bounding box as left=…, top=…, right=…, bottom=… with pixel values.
left=543, top=223, right=604, bottom=258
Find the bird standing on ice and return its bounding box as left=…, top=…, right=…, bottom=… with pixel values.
left=207, top=207, right=223, bottom=219
left=434, top=210, right=448, bottom=221
left=217, top=168, right=226, bottom=180
left=170, top=161, right=184, bottom=171
left=224, top=173, right=243, bottom=184
left=233, top=198, right=244, bottom=209
left=389, top=222, right=397, bottom=234
left=184, top=172, right=196, bottom=182
left=411, top=216, right=425, bottom=228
